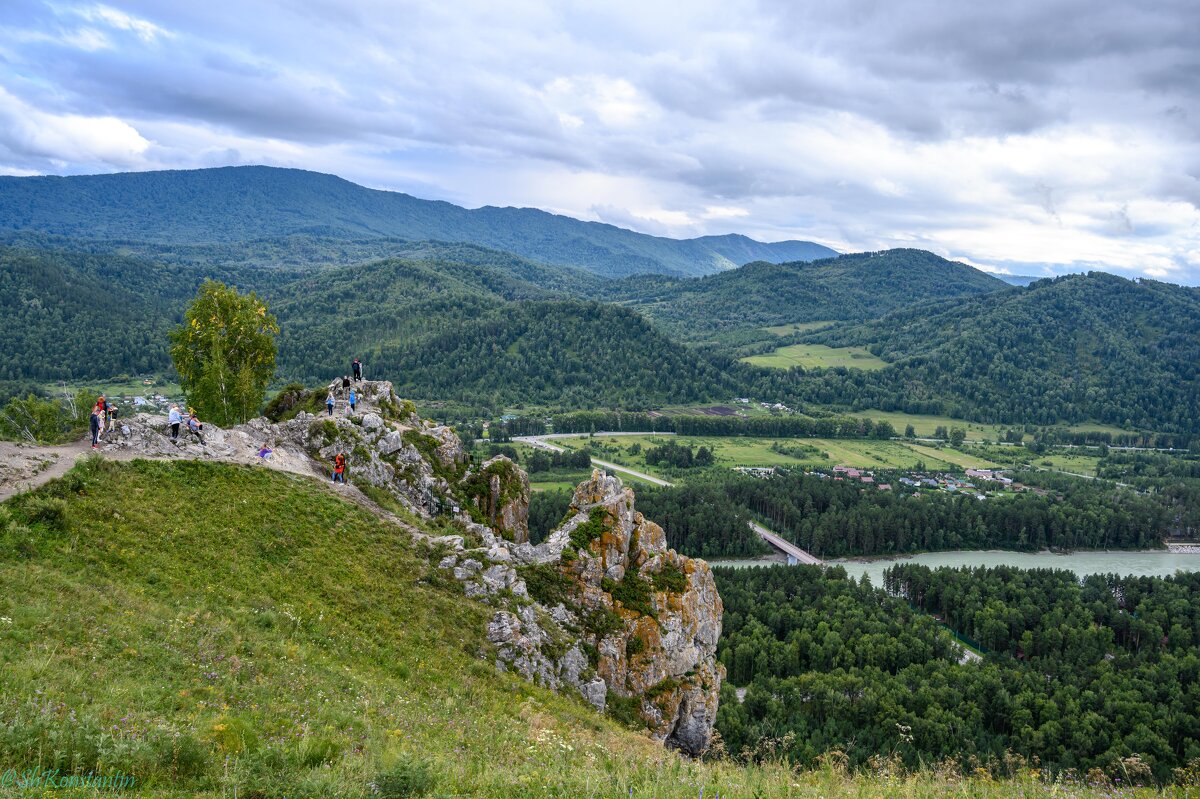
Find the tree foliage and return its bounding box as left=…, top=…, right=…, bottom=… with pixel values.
left=169, top=281, right=279, bottom=425
left=716, top=564, right=1200, bottom=781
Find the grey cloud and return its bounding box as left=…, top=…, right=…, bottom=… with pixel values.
left=0, top=0, right=1197, bottom=282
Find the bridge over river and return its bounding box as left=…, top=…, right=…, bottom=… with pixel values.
left=515, top=434, right=823, bottom=566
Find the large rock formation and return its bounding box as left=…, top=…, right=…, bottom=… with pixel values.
left=94, top=381, right=724, bottom=753
left=443, top=470, right=724, bottom=755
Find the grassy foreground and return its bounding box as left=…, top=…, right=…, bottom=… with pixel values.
left=0, top=458, right=1174, bottom=798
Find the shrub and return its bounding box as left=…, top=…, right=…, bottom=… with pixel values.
left=602, top=572, right=656, bottom=618
left=605, top=694, right=645, bottom=729
left=374, top=755, right=435, bottom=798
left=650, top=563, right=688, bottom=594
left=569, top=506, right=609, bottom=553
left=24, top=496, right=67, bottom=527
left=519, top=564, right=575, bottom=607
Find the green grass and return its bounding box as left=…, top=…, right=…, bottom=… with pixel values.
left=740, top=344, right=889, bottom=371
left=1037, top=452, right=1103, bottom=477
left=41, top=376, right=183, bottom=400
left=763, top=321, right=837, bottom=337
left=0, top=458, right=1171, bottom=797
left=903, top=443, right=999, bottom=469
left=555, top=434, right=996, bottom=474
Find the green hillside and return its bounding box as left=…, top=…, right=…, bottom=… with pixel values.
left=604, top=249, right=1010, bottom=342
left=0, top=247, right=178, bottom=381
left=760, top=272, right=1200, bottom=433
left=0, top=458, right=1167, bottom=797
left=0, top=166, right=834, bottom=278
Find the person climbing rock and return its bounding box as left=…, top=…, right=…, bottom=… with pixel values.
left=352, top=357, right=362, bottom=382
left=349, top=388, right=357, bottom=414
left=341, top=375, right=351, bottom=394
left=90, top=408, right=101, bottom=449
left=168, top=404, right=182, bottom=441
left=326, top=391, right=335, bottom=416
left=332, top=452, right=346, bottom=483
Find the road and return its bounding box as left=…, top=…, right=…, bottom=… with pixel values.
left=749, top=522, right=822, bottom=565
left=515, top=433, right=822, bottom=563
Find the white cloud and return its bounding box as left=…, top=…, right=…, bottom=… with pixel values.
left=73, top=4, right=171, bottom=42
left=0, top=0, right=1195, bottom=282
left=0, top=86, right=150, bottom=165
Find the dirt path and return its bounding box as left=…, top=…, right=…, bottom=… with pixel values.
left=1, top=438, right=98, bottom=501
left=0, top=433, right=434, bottom=543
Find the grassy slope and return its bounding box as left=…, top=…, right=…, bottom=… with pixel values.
left=0, top=459, right=1160, bottom=797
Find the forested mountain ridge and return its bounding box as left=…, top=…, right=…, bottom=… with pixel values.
left=0, top=166, right=834, bottom=278
left=0, top=241, right=727, bottom=407
left=602, top=249, right=1011, bottom=341
left=763, top=272, right=1200, bottom=433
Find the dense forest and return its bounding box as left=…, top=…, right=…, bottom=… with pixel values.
left=0, top=247, right=176, bottom=381
left=639, top=472, right=1173, bottom=559
left=600, top=249, right=1008, bottom=341
left=715, top=565, right=1200, bottom=780
left=2, top=194, right=1197, bottom=437
left=762, top=272, right=1200, bottom=434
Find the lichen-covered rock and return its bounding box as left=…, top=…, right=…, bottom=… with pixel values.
left=460, top=456, right=531, bottom=543
left=454, top=469, right=723, bottom=755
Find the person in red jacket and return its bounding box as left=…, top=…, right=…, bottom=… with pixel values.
left=332, top=452, right=346, bottom=483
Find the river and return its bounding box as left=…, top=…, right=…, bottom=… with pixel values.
left=710, top=550, right=1200, bottom=582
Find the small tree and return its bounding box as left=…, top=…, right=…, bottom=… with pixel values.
left=169, top=281, right=279, bottom=426
left=949, top=427, right=967, bottom=447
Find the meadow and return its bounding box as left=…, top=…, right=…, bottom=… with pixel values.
left=2, top=458, right=1171, bottom=798
left=740, top=343, right=889, bottom=371
left=554, top=434, right=999, bottom=475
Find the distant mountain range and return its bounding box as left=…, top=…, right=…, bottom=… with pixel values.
left=2, top=165, right=1195, bottom=437
left=0, top=166, right=835, bottom=278
left=994, top=274, right=1045, bottom=287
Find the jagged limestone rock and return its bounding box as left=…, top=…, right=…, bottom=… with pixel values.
left=453, top=469, right=723, bottom=756
left=460, top=455, right=531, bottom=543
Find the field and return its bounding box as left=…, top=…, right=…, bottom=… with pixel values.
left=554, top=434, right=998, bottom=475
left=41, top=376, right=183, bottom=401
left=1036, top=451, right=1103, bottom=477
left=763, top=321, right=837, bottom=336
left=740, top=343, right=889, bottom=371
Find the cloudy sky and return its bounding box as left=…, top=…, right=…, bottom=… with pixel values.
left=2, top=1, right=1198, bottom=283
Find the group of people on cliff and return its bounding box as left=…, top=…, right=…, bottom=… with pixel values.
left=89, top=357, right=367, bottom=485
left=326, top=357, right=364, bottom=417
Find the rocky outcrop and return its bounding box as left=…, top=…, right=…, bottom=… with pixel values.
left=94, top=382, right=723, bottom=754
left=459, top=455, right=531, bottom=543
left=443, top=470, right=724, bottom=755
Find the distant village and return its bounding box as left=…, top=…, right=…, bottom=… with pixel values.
left=733, top=464, right=1053, bottom=500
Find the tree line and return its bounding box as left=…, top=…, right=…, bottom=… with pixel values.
left=714, top=564, right=1200, bottom=782
left=635, top=472, right=1174, bottom=560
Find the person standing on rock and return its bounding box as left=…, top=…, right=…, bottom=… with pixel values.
left=93, top=395, right=108, bottom=436
left=168, top=404, right=182, bottom=442
left=341, top=375, right=351, bottom=395
left=332, top=452, right=346, bottom=483
left=326, top=391, right=335, bottom=416
left=348, top=388, right=357, bottom=414
left=352, top=358, right=362, bottom=382
left=89, top=407, right=101, bottom=449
